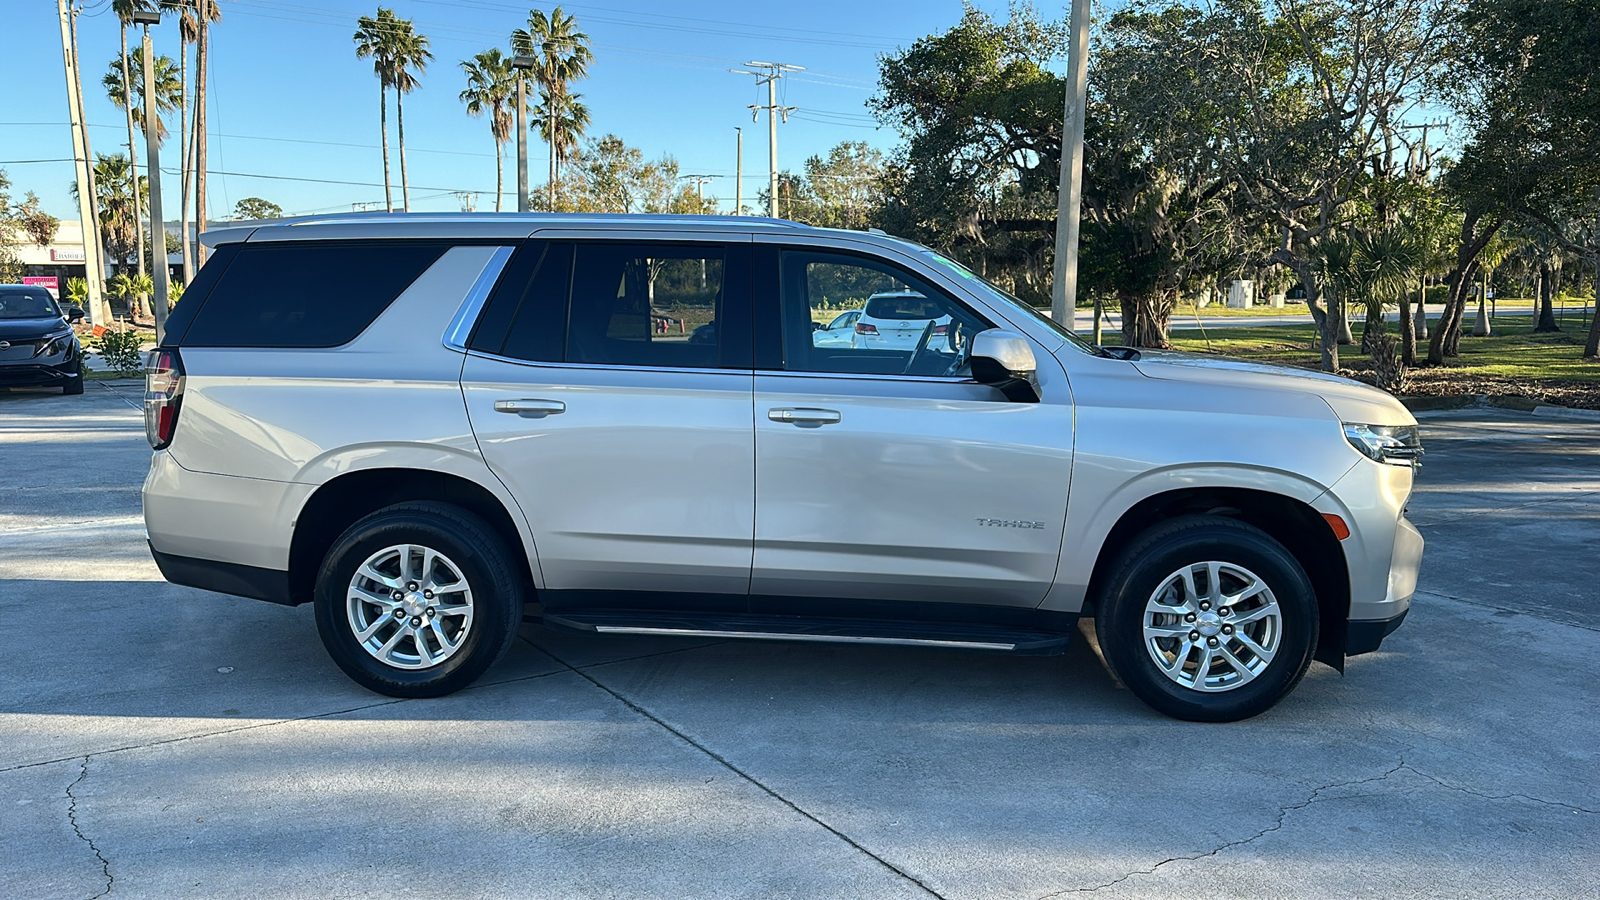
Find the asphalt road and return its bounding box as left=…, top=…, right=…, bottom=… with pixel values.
left=2, top=383, right=1596, bottom=899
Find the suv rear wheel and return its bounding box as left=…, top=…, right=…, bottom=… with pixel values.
left=314, top=502, right=523, bottom=697
left=1094, top=516, right=1318, bottom=722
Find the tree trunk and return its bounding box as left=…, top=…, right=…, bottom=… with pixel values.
left=178, top=35, right=192, bottom=286
left=1399, top=286, right=1416, bottom=366
left=494, top=138, right=503, bottom=213
left=1429, top=213, right=1501, bottom=363
left=121, top=28, right=145, bottom=285
left=397, top=90, right=410, bottom=212
left=380, top=83, right=392, bottom=212
left=194, top=16, right=208, bottom=267
left=1336, top=298, right=1354, bottom=345
left=1585, top=261, right=1600, bottom=359
left=548, top=107, right=558, bottom=212
left=1535, top=262, right=1559, bottom=331
left=1414, top=276, right=1429, bottom=340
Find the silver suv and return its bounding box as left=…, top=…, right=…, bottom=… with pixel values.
left=142, top=214, right=1423, bottom=721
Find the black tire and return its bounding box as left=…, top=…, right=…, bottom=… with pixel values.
left=1094, top=515, right=1317, bottom=722
left=62, top=373, right=84, bottom=395
left=314, top=501, right=523, bottom=698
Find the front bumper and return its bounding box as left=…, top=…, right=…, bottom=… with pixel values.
left=0, top=357, right=80, bottom=387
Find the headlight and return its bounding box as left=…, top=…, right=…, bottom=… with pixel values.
left=1344, top=423, right=1423, bottom=467
left=39, top=332, right=75, bottom=358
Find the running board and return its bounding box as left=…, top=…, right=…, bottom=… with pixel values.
left=540, top=610, right=1072, bottom=655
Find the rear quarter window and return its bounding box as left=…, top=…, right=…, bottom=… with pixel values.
left=864, top=295, right=938, bottom=319
left=177, top=241, right=450, bottom=348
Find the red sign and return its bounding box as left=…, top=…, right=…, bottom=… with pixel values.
left=22, top=276, right=59, bottom=299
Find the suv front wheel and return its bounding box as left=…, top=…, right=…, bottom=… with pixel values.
left=314, top=502, right=524, bottom=697
left=1094, top=516, right=1318, bottom=722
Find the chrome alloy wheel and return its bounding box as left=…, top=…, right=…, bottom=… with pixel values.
left=1142, top=561, right=1282, bottom=692
left=346, top=544, right=475, bottom=670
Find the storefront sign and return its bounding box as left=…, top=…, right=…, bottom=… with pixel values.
left=23, top=276, right=60, bottom=298
left=51, top=248, right=86, bottom=262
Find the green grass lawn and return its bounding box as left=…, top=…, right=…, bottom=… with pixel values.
left=1167, top=322, right=1600, bottom=383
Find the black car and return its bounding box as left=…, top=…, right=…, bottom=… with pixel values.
left=0, top=285, right=86, bottom=395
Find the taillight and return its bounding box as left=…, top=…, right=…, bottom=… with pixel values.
left=930, top=324, right=948, bottom=335
left=145, top=348, right=185, bottom=450
left=855, top=322, right=878, bottom=335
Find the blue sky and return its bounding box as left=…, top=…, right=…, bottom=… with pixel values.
left=3, top=0, right=1026, bottom=219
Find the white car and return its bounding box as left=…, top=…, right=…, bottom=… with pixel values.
left=812, top=309, right=860, bottom=348
left=853, top=291, right=952, bottom=351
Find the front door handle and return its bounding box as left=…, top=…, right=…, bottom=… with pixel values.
left=494, top=398, right=566, bottom=418
left=768, top=407, right=841, bottom=426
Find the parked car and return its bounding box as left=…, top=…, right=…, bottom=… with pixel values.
left=142, top=213, right=1422, bottom=721
left=852, top=290, right=955, bottom=352
left=813, top=309, right=860, bottom=348
left=0, top=285, right=85, bottom=394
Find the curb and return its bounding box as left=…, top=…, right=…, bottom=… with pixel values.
left=1403, top=393, right=1600, bottom=420
left=1532, top=405, right=1600, bottom=421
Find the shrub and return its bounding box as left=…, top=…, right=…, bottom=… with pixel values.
left=98, top=328, right=145, bottom=377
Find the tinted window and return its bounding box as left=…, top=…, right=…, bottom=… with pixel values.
left=0, top=289, right=60, bottom=319
left=864, top=294, right=940, bottom=320
left=781, top=250, right=990, bottom=377
left=566, top=243, right=734, bottom=369
left=471, top=241, right=571, bottom=362
left=180, top=241, right=448, bottom=348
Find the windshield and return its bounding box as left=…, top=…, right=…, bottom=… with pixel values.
left=0, top=290, right=62, bottom=320
left=917, top=250, right=1100, bottom=355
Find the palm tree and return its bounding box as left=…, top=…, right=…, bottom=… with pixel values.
left=459, top=50, right=516, bottom=212
left=533, top=87, right=589, bottom=209
left=354, top=8, right=400, bottom=211
left=511, top=7, right=593, bottom=211
left=72, top=154, right=146, bottom=316
left=191, top=0, right=220, bottom=266
left=104, top=49, right=183, bottom=145
left=112, top=1, right=153, bottom=285
left=389, top=18, right=432, bottom=212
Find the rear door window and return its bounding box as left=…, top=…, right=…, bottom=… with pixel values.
left=179, top=241, right=450, bottom=348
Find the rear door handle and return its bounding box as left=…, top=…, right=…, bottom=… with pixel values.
left=494, top=399, right=566, bottom=418
left=768, top=407, right=841, bottom=426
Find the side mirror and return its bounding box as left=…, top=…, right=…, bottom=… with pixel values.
left=65, top=306, right=85, bottom=324
left=969, top=329, right=1041, bottom=403
left=812, top=320, right=825, bottom=331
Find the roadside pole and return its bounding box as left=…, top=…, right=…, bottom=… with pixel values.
left=1050, top=0, right=1091, bottom=331
left=735, top=127, right=742, bottom=215
left=57, top=0, right=108, bottom=326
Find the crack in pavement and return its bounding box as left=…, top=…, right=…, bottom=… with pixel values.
left=1037, top=759, right=1410, bottom=898
left=1036, top=756, right=1597, bottom=898
left=528, top=636, right=948, bottom=900
left=1407, top=766, right=1599, bottom=815
left=66, top=756, right=113, bottom=899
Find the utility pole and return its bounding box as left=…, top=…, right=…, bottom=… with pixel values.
left=735, top=127, right=743, bottom=216
left=512, top=56, right=536, bottom=213
left=57, top=0, right=108, bottom=326
left=1050, top=0, right=1091, bottom=331
left=133, top=10, right=170, bottom=342
left=454, top=191, right=478, bottom=212
left=684, top=175, right=714, bottom=210
left=731, top=62, right=801, bottom=219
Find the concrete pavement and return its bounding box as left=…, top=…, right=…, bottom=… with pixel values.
left=2, top=384, right=1596, bottom=898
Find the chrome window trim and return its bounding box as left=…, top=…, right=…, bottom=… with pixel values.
left=441, top=245, right=516, bottom=352
left=463, top=349, right=748, bottom=378
left=464, top=349, right=973, bottom=387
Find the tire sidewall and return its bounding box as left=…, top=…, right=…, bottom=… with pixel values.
left=314, top=508, right=516, bottom=697
left=1097, top=521, right=1318, bottom=722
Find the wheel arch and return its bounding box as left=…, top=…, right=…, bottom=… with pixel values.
left=287, top=468, right=538, bottom=608
left=1082, top=486, right=1350, bottom=670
